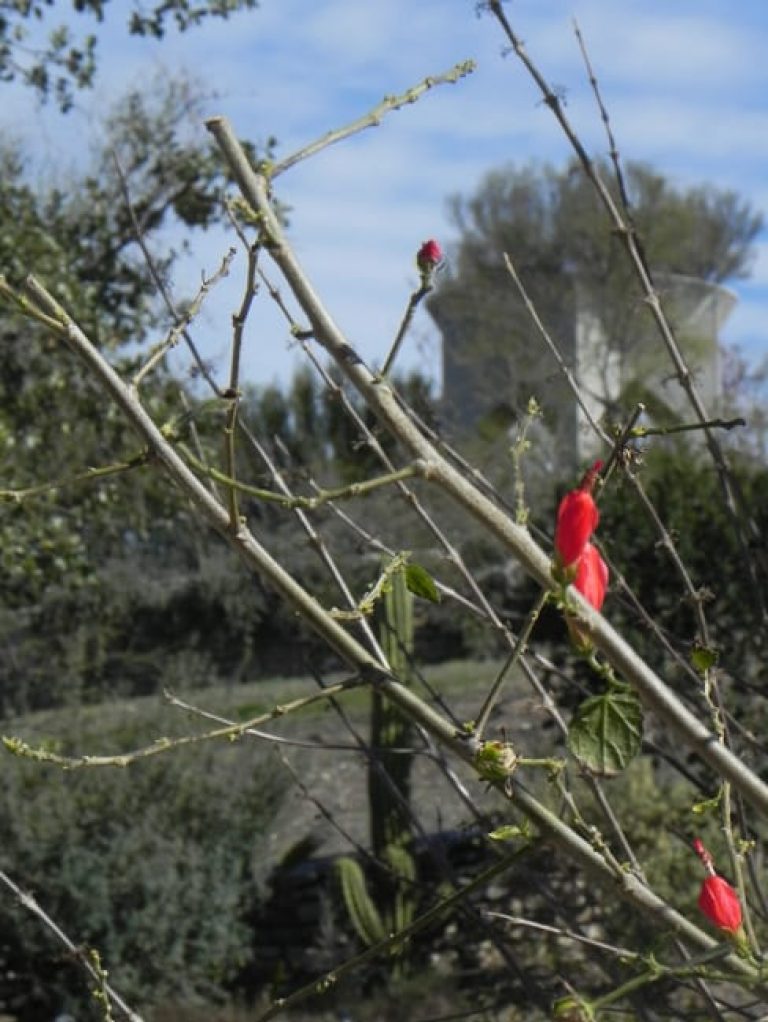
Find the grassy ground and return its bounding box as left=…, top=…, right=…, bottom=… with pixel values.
left=1, top=659, right=540, bottom=1022
left=3, top=658, right=513, bottom=754
left=2, top=655, right=544, bottom=889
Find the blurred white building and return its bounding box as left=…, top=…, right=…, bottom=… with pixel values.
left=434, top=272, right=736, bottom=470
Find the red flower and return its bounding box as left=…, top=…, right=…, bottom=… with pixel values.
left=698, top=875, right=742, bottom=934
left=555, top=460, right=603, bottom=568
left=693, top=838, right=743, bottom=936
left=416, top=239, right=443, bottom=273
left=574, top=543, right=608, bottom=611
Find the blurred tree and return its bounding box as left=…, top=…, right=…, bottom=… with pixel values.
left=430, top=159, right=762, bottom=468
left=240, top=366, right=438, bottom=481
left=0, top=713, right=282, bottom=1017
left=0, top=75, right=271, bottom=710
left=601, top=448, right=768, bottom=667
left=0, top=75, right=240, bottom=591
left=0, top=0, right=258, bottom=112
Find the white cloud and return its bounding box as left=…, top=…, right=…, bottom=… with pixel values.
left=565, top=6, right=764, bottom=93
left=6, top=0, right=768, bottom=388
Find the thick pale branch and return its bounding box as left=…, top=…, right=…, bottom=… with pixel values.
left=7, top=276, right=751, bottom=969
left=204, top=116, right=768, bottom=822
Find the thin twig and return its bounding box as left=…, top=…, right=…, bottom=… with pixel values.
left=503, top=251, right=611, bottom=448
left=0, top=869, right=143, bottom=1022
left=474, top=588, right=549, bottom=738
left=381, top=282, right=432, bottom=377
left=572, top=18, right=633, bottom=219
left=486, top=910, right=639, bottom=959
left=272, top=61, right=476, bottom=177
left=131, top=249, right=235, bottom=390
left=111, top=151, right=225, bottom=395
left=3, top=675, right=367, bottom=769
left=631, top=417, right=746, bottom=437
left=254, top=843, right=531, bottom=1022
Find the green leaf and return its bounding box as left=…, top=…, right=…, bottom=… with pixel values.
left=405, top=562, right=441, bottom=604
left=690, top=642, right=719, bottom=674
left=552, top=995, right=596, bottom=1022
left=567, top=689, right=643, bottom=776
left=691, top=793, right=721, bottom=816
left=488, top=824, right=526, bottom=842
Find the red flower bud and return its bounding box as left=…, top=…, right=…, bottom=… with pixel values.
left=574, top=543, right=608, bottom=611
left=698, top=874, right=742, bottom=934
left=693, top=839, right=743, bottom=936
left=555, top=460, right=603, bottom=568
left=416, top=239, right=443, bottom=273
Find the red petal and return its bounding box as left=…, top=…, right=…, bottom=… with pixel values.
left=555, top=489, right=599, bottom=567
left=574, top=543, right=608, bottom=610
left=698, top=875, right=742, bottom=933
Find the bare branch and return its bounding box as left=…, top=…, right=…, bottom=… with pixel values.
left=0, top=869, right=143, bottom=1022
left=271, top=61, right=476, bottom=178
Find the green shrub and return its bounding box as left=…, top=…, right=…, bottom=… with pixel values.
left=0, top=704, right=283, bottom=1019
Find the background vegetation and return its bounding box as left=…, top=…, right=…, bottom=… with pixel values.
left=1, top=3, right=768, bottom=1021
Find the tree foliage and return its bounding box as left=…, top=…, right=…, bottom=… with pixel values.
left=444, top=158, right=761, bottom=292
left=0, top=72, right=274, bottom=588
left=3, top=9, right=768, bottom=1018
left=0, top=74, right=272, bottom=711
left=0, top=706, right=282, bottom=1017
left=601, top=448, right=768, bottom=671
left=0, top=0, right=258, bottom=111
left=241, top=366, right=438, bottom=479
left=429, top=159, right=763, bottom=452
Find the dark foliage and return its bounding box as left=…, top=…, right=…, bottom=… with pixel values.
left=0, top=708, right=282, bottom=1019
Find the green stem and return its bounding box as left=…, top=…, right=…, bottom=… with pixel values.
left=592, top=944, right=735, bottom=1012
left=179, top=445, right=421, bottom=508
left=0, top=453, right=148, bottom=503
left=223, top=239, right=259, bottom=529
left=2, top=676, right=365, bottom=769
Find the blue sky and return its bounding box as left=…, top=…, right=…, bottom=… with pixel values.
left=6, top=0, right=768, bottom=392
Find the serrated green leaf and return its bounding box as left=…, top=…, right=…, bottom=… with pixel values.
left=405, top=562, right=441, bottom=604
left=690, top=643, right=719, bottom=674
left=567, top=689, right=643, bottom=776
